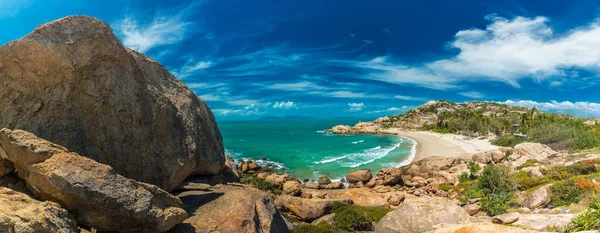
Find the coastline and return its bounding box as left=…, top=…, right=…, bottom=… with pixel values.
left=384, top=128, right=498, bottom=163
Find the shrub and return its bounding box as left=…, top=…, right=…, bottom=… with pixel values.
left=330, top=202, right=391, bottom=231
left=550, top=180, right=585, bottom=207
left=249, top=178, right=282, bottom=195
left=468, top=164, right=516, bottom=215
left=293, top=222, right=336, bottom=233
left=482, top=192, right=514, bottom=216
left=458, top=172, right=470, bottom=183
left=516, top=159, right=538, bottom=170
left=439, top=184, right=454, bottom=192
left=510, top=170, right=547, bottom=191
left=570, top=199, right=600, bottom=232
left=575, top=178, right=600, bottom=190
left=492, top=136, right=526, bottom=148
left=468, top=161, right=480, bottom=178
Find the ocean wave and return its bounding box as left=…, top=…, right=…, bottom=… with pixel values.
left=394, top=137, right=418, bottom=167
left=351, top=140, right=364, bottom=144
left=340, top=138, right=404, bottom=168
left=316, top=130, right=325, bottom=133
left=313, top=155, right=348, bottom=164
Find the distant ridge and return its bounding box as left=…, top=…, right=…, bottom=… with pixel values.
left=258, top=116, right=318, bottom=121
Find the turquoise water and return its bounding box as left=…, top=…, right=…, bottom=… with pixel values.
left=219, top=119, right=416, bottom=181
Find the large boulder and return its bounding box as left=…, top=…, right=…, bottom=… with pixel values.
left=346, top=169, right=373, bottom=184
left=374, top=168, right=403, bottom=186
left=0, top=157, right=12, bottom=177
left=375, top=201, right=470, bottom=233
left=0, top=187, right=78, bottom=233
left=283, top=181, right=302, bottom=196
left=170, top=184, right=289, bottom=233
left=0, top=129, right=188, bottom=232
left=523, top=186, right=551, bottom=209
left=492, top=212, right=520, bottom=224
left=276, top=195, right=352, bottom=222
left=331, top=125, right=352, bottom=134
left=0, top=16, right=225, bottom=191
left=509, top=143, right=557, bottom=166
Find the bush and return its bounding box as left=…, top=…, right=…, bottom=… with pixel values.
left=458, top=172, right=470, bottom=183
left=293, top=222, right=336, bottom=233
left=248, top=178, right=282, bottom=195
left=492, top=136, right=526, bottom=148
left=439, top=184, right=454, bottom=192
left=516, top=159, right=538, bottom=170
left=468, top=161, right=480, bottom=178
left=550, top=180, right=585, bottom=207
left=510, top=170, right=547, bottom=191
left=330, top=202, right=391, bottom=231
left=459, top=164, right=516, bottom=215
left=482, top=192, right=513, bottom=216
left=570, top=199, right=600, bottom=232
left=545, top=161, right=598, bottom=181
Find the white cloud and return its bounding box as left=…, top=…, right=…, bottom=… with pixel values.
left=502, top=100, right=600, bottom=117
left=394, top=95, right=426, bottom=101
left=226, top=98, right=262, bottom=106
left=459, top=91, right=485, bottom=99
left=187, top=82, right=226, bottom=89
left=198, top=94, right=221, bottom=101
left=172, top=60, right=213, bottom=79
left=115, top=13, right=190, bottom=53
left=273, top=101, right=297, bottom=109
left=343, top=15, right=600, bottom=89
left=347, top=102, right=365, bottom=112
left=367, top=106, right=408, bottom=114
left=382, top=28, right=391, bottom=35
left=264, top=81, right=327, bottom=92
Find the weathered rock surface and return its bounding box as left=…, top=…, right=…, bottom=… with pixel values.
left=0, top=157, right=12, bottom=177
left=513, top=214, right=576, bottom=231
left=318, top=176, right=332, bottom=185
left=170, top=184, right=289, bottom=233
left=471, top=150, right=505, bottom=164
left=257, top=172, right=289, bottom=187
left=276, top=195, right=352, bottom=222
left=311, top=213, right=335, bottom=226
left=315, top=188, right=390, bottom=207
left=429, top=223, right=537, bottom=233
left=492, top=212, right=520, bottom=224
left=346, top=169, right=373, bottom=184
left=0, top=187, right=78, bottom=233
left=0, top=129, right=188, bottom=232
left=374, top=168, right=403, bottom=186
left=508, top=143, right=557, bottom=166
left=523, top=186, right=551, bottom=209
left=463, top=204, right=481, bottom=216
left=375, top=201, right=470, bottom=233
left=0, top=16, right=225, bottom=191
left=283, top=181, right=302, bottom=196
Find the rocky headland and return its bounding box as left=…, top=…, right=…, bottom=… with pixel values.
left=1, top=16, right=600, bottom=233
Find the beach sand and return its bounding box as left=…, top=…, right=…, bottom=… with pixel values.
left=383, top=129, right=498, bottom=162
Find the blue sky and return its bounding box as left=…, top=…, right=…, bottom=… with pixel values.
left=3, top=0, right=600, bottom=119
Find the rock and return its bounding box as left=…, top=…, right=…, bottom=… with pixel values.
left=528, top=167, right=544, bottom=178
left=374, top=168, right=403, bottom=186
left=463, top=204, right=481, bottom=216
left=489, top=149, right=506, bottom=163
left=277, top=195, right=352, bottom=222
left=499, top=147, right=513, bottom=153
left=509, top=143, right=557, bottom=166
left=283, top=181, right=302, bottom=196
left=331, top=125, right=352, bottom=134
left=340, top=178, right=346, bottom=182
left=305, top=182, right=320, bottom=189
left=0, top=157, right=12, bottom=178
left=523, top=186, right=551, bottom=209
left=301, top=192, right=312, bottom=199
left=365, top=179, right=377, bottom=188
left=311, top=213, right=335, bottom=226
left=170, top=184, right=289, bottom=233
left=429, top=222, right=537, bottom=233
left=186, top=155, right=240, bottom=185
left=375, top=201, right=470, bottom=233
left=319, top=188, right=389, bottom=207
left=346, top=169, right=373, bottom=184
left=322, top=182, right=344, bottom=189
left=472, top=152, right=491, bottom=164
left=387, top=193, right=405, bottom=206
left=413, top=157, right=456, bottom=173
left=0, top=187, right=78, bottom=233
left=492, top=212, right=520, bottom=224
left=0, top=173, right=31, bottom=195
left=248, top=161, right=259, bottom=171
left=513, top=213, right=576, bottom=231
left=257, top=172, right=289, bottom=187
left=318, top=176, right=332, bottom=185
left=0, top=129, right=188, bottom=232
left=0, top=16, right=225, bottom=191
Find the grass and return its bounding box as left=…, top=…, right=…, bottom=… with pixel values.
left=515, top=159, right=539, bottom=170
left=330, top=202, right=392, bottom=231
left=569, top=199, right=600, bottom=232
left=292, top=223, right=338, bottom=233
left=510, top=170, right=547, bottom=191
left=439, top=184, right=454, bottom=192
left=550, top=180, right=585, bottom=207
left=241, top=177, right=283, bottom=195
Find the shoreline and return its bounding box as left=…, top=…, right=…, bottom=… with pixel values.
left=384, top=129, right=498, bottom=163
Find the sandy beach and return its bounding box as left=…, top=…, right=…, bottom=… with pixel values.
left=383, top=128, right=498, bottom=162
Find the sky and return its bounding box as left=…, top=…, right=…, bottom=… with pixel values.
left=2, top=0, right=600, bottom=119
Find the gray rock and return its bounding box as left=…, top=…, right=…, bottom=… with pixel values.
left=318, top=176, right=332, bottom=185
left=523, top=186, right=551, bottom=209
left=463, top=204, right=482, bottom=216
left=375, top=201, right=470, bottom=233
left=311, top=213, right=335, bottom=226
left=0, top=16, right=225, bottom=191
left=492, top=212, right=520, bottom=224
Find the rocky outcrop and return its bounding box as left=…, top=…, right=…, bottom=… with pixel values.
left=0, top=16, right=225, bottom=191
left=374, top=168, right=403, bottom=186
left=346, top=169, right=372, bottom=184
left=257, top=172, right=289, bottom=187
left=276, top=195, right=352, bottom=222
left=330, top=122, right=382, bottom=134
left=513, top=214, right=577, bottom=231
left=463, top=204, right=481, bottom=216
left=318, top=176, right=332, bottom=185
left=170, top=184, right=289, bottom=233
left=312, top=188, right=391, bottom=207
left=429, top=223, right=537, bottom=233
left=523, top=185, right=551, bottom=209
left=472, top=149, right=506, bottom=164
left=283, top=181, right=302, bottom=196
left=0, top=157, right=12, bottom=177
left=0, top=187, right=78, bottom=233
left=0, top=129, right=188, bottom=232
left=508, top=143, right=557, bottom=166
left=375, top=201, right=470, bottom=233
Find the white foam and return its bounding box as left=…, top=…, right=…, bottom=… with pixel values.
left=394, top=137, right=417, bottom=167
left=339, top=138, right=404, bottom=168
left=316, top=130, right=325, bottom=133
left=313, top=155, right=348, bottom=164
left=351, top=140, right=365, bottom=144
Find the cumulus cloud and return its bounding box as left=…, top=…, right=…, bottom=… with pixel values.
left=344, top=15, right=600, bottom=89
left=502, top=100, right=600, bottom=117
left=213, top=104, right=263, bottom=116
left=368, top=106, right=409, bottom=114
left=394, top=95, right=426, bottom=101
left=273, top=101, right=297, bottom=109
left=347, top=102, right=365, bottom=112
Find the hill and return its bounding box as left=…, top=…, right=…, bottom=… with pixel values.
left=347, top=101, right=599, bottom=151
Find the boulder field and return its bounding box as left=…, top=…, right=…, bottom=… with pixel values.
left=0, top=15, right=224, bottom=192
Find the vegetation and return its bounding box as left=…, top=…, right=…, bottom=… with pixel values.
left=292, top=223, right=337, bottom=233
left=550, top=180, right=585, bottom=207
left=329, top=202, right=391, bottom=231
left=458, top=164, right=516, bottom=215
left=385, top=101, right=600, bottom=151
left=570, top=199, right=600, bottom=232
left=439, top=183, right=454, bottom=192
left=510, top=170, right=547, bottom=191
left=241, top=177, right=283, bottom=195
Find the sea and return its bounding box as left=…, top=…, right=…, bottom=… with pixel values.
left=219, top=119, right=416, bottom=181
